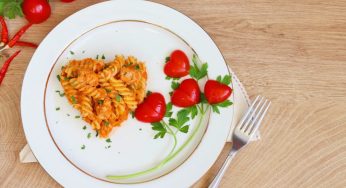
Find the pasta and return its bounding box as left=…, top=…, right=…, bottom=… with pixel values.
left=59, top=55, right=147, bottom=138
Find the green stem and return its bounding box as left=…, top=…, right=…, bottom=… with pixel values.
left=107, top=120, right=178, bottom=180
left=163, top=104, right=209, bottom=162
left=107, top=104, right=210, bottom=180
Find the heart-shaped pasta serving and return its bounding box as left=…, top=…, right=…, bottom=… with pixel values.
left=59, top=55, right=147, bottom=138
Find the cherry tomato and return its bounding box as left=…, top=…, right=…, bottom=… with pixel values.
left=164, top=50, right=190, bottom=78
left=135, top=92, right=166, bottom=123
left=60, top=0, right=75, bottom=2
left=204, top=80, right=232, bottom=104
left=171, top=78, right=200, bottom=107
left=22, top=0, right=51, bottom=24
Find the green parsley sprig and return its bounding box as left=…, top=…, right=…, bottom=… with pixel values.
left=189, top=54, right=208, bottom=80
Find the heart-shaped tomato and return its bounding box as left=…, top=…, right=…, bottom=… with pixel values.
left=171, top=78, right=200, bottom=107
left=135, top=92, right=166, bottom=123
left=204, top=80, right=232, bottom=104
left=164, top=50, right=190, bottom=78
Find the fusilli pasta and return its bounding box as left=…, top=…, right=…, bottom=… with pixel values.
left=59, top=55, right=147, bottom=137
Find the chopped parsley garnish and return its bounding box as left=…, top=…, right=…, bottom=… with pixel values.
left=57, top=75, right=61, bottom=81
left=105, top=138, right=112, bottom=143
left=146, top=90, right=152, bottom=96
left=101, top=54, right=106, bottom=59
left=55, top=107, right=60, bottom=111
left=81, top=145, right=85, bottom=150
left=165, top=56, right=170, bottom=63
left=83, top=125, right=87, bottom=130
left=105, top=88, right=112, bottom=93
left=55, top=90, right=65, bottom=97
left=135, top=64, right=140, bottom=70
left=70, top=51, right=75, bottom=55
left=96, top=131, right=99, bottom=137
left=105, top=145, right=111, bottom=149
left=98, top=100, right=104, bottom=105
left=115, top=95, right=122, bottom=102
left=87, top=133, right=91, bottom=139
left=75, top=115, right=80, bottom=119
left=96, top=55, right=99, bottom=59
left=71, top=96, right=77, bottom=104
left=104, top=121, right=110, bottom=126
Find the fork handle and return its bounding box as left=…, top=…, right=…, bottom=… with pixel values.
left=209, top=150, right=237, bottom=188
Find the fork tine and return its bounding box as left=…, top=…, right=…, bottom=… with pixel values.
left=242, top=96, right=265, bottom=131
left=248, top=100, right=271, bottom=137
left=245, top=99, right=268, bottom=133
left=237, top=96, right=260, bottom=130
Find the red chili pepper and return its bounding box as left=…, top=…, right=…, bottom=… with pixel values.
left=15, top=41, right=38, bottom=48
left=0, top=50, right=21, bottom=85
left=0, top=16, right=9, bottom=45
left=8, top=23, right=32, bottom=48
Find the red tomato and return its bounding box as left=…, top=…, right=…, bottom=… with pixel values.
left=164, top=50, right=190, bottom=78
left=135, top=92, right=166, bottom=123
left=22, top=0, right=51, bottom=24
left=60, top=0, right=75, bottom=2
left=204, top=80, right=232, bottom=104
left=171, top=78, right=200, bottom=107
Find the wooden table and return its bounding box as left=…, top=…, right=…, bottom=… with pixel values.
left=1, top=0, right=346, bottom=187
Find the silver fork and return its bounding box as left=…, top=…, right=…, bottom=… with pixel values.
left=209, top=96, right=271, bottom=188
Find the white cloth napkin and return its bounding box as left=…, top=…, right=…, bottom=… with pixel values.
left=19, top=66, right=259, bottom=163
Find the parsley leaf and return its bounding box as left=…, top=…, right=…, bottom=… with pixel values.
left=106, top=138, right=112, bottom=143
left=83, top=125, right=87, bottom=130
left=165, top=56, right=170, bottom=63
left=165, top=102, right=173, bottom=117
left=211, top=100, right=233, bottom=114
left=151, top=122, right=167, bottom=139
left=169, top=109, right=190, bottom=133
left=146, top=90, right=152, bottom=96
left=55, top=107, right=60, bottom=111
left=70, top=51, right=75, bottom=55
left=200, top=93, right=208, bottom=104
left=87, top=133, right=91, bottom=139
left=75, top=115, right=80, bottom=119
left=165, top=76, right=172, bottom=80
left=186, top=105, right=198, bottom=119
left=81, top=145, right=85, bottom=150
left=217, top=75, right=232, bottom=85
left=171, top=81, right=180, bottom=90
left=0, top=1, right=23, bottom=19
left=189, top=54, right=208, bottom=80
left=57, top=75, right=61, bottom=81
left=101, top=54, right=106, bottom=59
left=105, top=88, right=112, bottom=93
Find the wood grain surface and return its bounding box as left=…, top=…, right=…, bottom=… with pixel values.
left=1, top=0, right=346, bottom=187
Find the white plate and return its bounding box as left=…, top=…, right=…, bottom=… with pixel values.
left=21, top=1, right=234, bottom=187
